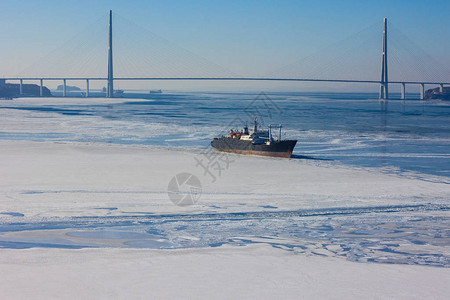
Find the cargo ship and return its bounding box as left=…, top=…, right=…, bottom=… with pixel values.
left=211, top=118, right=297, bottom=158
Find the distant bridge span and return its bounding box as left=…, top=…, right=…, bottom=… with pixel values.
left=3, top=77, right=449, bottom=100
left=3, top=77, right=450, bottom=85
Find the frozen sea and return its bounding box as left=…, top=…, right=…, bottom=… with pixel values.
left=2, top=91, right=449, bottom=177
left=0, top=91, right=449, bottom=269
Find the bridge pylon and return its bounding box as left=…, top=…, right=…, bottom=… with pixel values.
left=379, top=18, right=389, bottom=99
left=107, top=10, right=114, bottom=98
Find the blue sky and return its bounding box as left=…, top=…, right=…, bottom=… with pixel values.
left=1, top=0, right=449, bottom=90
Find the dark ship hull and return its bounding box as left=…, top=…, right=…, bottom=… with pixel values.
left=211, top=137, right=297, bottom=158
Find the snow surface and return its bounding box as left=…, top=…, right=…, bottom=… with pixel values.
left=0, top=245, right=449, bottom=300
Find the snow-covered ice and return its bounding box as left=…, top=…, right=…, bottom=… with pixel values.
left=1, top=245, right=449, bottom=300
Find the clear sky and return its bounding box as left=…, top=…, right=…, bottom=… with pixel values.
left=1, top=0, right=449, bottom=91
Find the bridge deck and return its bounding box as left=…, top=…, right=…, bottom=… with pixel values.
left=1, top=77, right=449, bottom=85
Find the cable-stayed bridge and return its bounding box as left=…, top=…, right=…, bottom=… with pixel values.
left=1, top=11, right=449, bottom=99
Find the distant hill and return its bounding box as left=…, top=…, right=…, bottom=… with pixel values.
left=0, top=83, right=52, bottom=97
left=425, top=87, right=450, bottom=100
left=56, top=85, right=81, bottom=91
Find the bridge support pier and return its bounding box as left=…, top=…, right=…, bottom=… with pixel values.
left=86, top=79, right=90, bottom=97
left=420, top=83, right=425, bottom=100
left=380, top=99, right=388, bottom=111
left=439, top=84, right=444, bottom=93
left=63, top=79, right=67, bottom=97
left=40, top=79, right=43, bottom=97
left=401, top=83, right=405, bottom=100
left=19, top=79, right=23, bottom=95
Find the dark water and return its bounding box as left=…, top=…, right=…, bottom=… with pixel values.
left=1, top=91, right=449, bottom=177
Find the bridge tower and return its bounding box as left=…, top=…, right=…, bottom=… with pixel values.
left=107, top=10, right=114, bottom=98
left=379, top=18, right=389, bottom=99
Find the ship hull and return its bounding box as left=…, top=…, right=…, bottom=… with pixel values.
left=211, top=138, right=297, bottom=158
